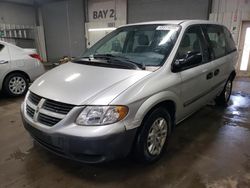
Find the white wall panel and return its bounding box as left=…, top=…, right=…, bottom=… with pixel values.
left=210, top=0, right=250, bottom=44
left=85, top=0, right=127, bottom=48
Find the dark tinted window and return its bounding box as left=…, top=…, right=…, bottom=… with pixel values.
left=177, top=25, right=208, bottom=62
left=223, top=27, right=236, bottom=53
left=0, top=44, right=4, bottom=52
left=205, top=25, right=226, bottom=59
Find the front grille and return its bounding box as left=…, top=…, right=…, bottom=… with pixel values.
left=26, top=92, right=75, bottom=127
left=26, top=105, right=35, bottom=118
left=43, top=99, right=74, bottom=115
left=38, top=113, right=62, bottom=127
left=28, top=92, right=42, bottom=105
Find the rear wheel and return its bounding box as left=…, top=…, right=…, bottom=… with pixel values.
left=216, top=78, right=233, bottom=106
left=3, top=73, right=28, bottom=97
left=133, top=107, right=172, bottom=163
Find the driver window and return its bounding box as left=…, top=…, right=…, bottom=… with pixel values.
left=177, top=26, right=203, bottom=60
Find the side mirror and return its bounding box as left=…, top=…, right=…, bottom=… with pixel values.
left=172, top=52, right=202, bottom=72
left=172, top=59, right=185, bottom=72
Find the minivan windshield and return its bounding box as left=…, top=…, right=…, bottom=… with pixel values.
left=81, top=24, right=181, bottom=69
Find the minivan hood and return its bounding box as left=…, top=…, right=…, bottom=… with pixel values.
left=30, top=62, right=151, bottom=105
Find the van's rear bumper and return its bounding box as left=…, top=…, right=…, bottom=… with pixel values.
left=21, top=116, right=137, bottom=163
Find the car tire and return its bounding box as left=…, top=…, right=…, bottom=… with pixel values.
left=133, top=107, right=172, bottom=164
left=215, top=78, right=233, bottom=106
left=3, top=73, right=29, bottom=97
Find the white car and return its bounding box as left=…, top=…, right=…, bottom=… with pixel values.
left=0, top=41, right=45, bottom=96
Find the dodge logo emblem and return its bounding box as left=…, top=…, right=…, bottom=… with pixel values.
left=33, top=98, right=45, bottom=122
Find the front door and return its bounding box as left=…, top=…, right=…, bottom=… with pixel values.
left=176, top=25, right=214, bottom=119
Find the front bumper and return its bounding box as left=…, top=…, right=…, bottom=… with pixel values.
left=21, top=104, right=137, bottom=163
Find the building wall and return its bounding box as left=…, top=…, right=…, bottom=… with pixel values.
left=128, top=0, right=210, bottom=23
left=0, top=2, right=36, bottom=48
left=1, top=0, right=34, bottom=5
left=0, top=2, right=36, bottom=25
left=210, top=0, right=250, bottom=44
left=41, top=0, right=86, bottom=62
left=42, top=0, right=211, bottom=61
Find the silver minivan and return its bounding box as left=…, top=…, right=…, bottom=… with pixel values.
left=21, top=20, right=237, bottom=163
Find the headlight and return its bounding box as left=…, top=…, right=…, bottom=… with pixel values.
left=76, top=106, right=129, bottom=126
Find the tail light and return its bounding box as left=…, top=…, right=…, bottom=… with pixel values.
left=30, top=53, right=42, bottom=62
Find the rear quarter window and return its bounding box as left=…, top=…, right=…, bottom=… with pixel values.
left=223, top=27, right=237, bottom=53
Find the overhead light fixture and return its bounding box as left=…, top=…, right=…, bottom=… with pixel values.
left=88, top=27, right=116, bottom=32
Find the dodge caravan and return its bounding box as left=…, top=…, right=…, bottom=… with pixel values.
left=21, top=20, right=237, bottom=163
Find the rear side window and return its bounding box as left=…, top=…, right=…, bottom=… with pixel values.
left=205, top=25, right=226, bottom=59
left=223, top=27, right=237, bottom=53
left=0, top=44, right=4, bottom=52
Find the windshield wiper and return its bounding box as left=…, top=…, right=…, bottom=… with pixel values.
left=93, top=54, right=145, bottom=70
left=72, top=57, right=138, bottom=70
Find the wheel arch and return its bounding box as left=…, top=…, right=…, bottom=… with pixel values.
left=130, top=96, right=178, bottom=159
left=131, top=91, right=181, bottom=131
left=142, top=100, right=176, bottom=130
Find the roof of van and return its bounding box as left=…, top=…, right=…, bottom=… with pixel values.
left=119, top=20, right=223, bottom=28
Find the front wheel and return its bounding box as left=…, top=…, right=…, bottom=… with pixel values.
left=133, top=107, right=172, bottom=163
left=216, top=78, right=233, bottom=106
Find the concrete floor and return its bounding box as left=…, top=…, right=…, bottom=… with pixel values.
left=0, top=78, right=250, bottom=188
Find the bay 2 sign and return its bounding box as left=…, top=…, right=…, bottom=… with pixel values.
left=93, top=9, right=116, bottom=20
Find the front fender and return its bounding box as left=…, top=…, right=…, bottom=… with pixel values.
left=125, top=90, right=182, bottom=130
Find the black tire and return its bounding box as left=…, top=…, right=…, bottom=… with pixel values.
left=3, top=73, right=29, bottom=97
left=133, top=107, right=172, bottom=164
left=215, top=78, right=233, bottom=106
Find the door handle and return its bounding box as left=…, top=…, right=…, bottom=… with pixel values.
left=214, top=69, right=220, bottom=76
left=206, top=72, right=213, bottom=80
left=0, top=60, right=8, bottom=64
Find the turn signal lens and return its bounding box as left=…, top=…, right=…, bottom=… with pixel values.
left=116, top=106, right=129, bottom=120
